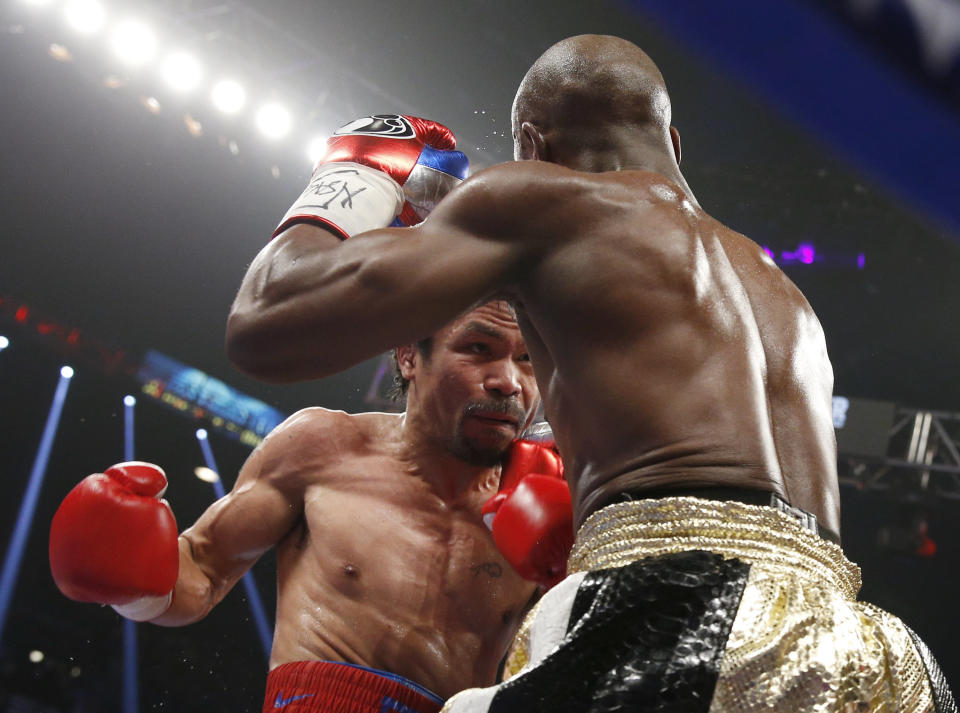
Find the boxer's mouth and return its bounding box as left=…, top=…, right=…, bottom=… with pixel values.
left=472, top=413, right=518, bottom=426
left=464, top=401, right=526, bottom=430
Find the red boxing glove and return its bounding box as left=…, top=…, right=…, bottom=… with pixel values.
left=482, top=440, right=573, bottom=589
left=274, top=114, right=470, bottom=240
left=49, top=462, right=179, bottom=621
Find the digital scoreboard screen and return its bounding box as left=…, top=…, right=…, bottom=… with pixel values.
left=136, top=349, right=287, bottom=447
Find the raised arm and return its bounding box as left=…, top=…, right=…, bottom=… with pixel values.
left=226, top=113, right=470, bottom=382
left=227, top=161, right=574, bottom=382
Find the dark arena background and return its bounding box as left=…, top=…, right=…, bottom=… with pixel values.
left=2, top=0, right=960, bottom=710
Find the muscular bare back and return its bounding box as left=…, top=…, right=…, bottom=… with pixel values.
left=180, top=408, right=535, bottom=699
left=509, top=167, right=840, bottom=536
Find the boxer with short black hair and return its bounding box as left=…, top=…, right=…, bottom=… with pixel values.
left=50, top=115, right=574, bottom=713
left=225, top=36, right=955, bottom=713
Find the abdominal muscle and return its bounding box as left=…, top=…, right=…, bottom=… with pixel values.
left=266, top=487, right=531, bottom=699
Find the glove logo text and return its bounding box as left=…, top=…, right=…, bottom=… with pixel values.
left=307, top=168, right=368, bottom=210
left=334, top=114, right=415, bottom=139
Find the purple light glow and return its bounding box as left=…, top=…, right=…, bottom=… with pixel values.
left=797, top=243, right=816, bottom=264
left=857, top=253, right=866, bottom=269
left=780, top=242, right=818, bottom=265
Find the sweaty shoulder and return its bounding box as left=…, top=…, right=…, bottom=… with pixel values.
left=432, top=161, right=620, bottom=248
left=251, top=408, right=399, bottom=484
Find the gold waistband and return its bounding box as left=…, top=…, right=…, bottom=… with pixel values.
left=568, top=497, right=861, bottom=600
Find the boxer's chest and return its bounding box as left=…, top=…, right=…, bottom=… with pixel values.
left=297, top=461, right=533, bottom=632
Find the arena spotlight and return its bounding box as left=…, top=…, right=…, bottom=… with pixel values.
left=255, top=103, right=292, bottom=139
left=63, top=0, right=106, bottom=35
left=211, top=79, right=246, bottom=115
left=60, top=365, right=74, bottom=379
left=183, top=113, right=203, bottom=137
left=124, top=395, right=136, bottom=407
left=110, top=19, right=156, bottom=66
left=140, top=95, right=162, bottom=114
left=0, top=336, right=8, bottom=351
left=194, top=466, right=219, bottom=483
left=196, top=428, right=208, bottom=440
left=161, top=51, right=202, bottom=92
left=48, top=43, right=74, bottom=62
left=306, top=136, right=327, bottom=164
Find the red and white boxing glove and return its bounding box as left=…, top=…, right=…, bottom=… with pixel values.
left=49, top=462, right=179, bottom=621
left=274, top=114, right=470, bottom=240
left=482, top=439, right=573, bottom=589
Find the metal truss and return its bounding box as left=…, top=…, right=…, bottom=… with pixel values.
left=838, top=408, right=960, bottom=502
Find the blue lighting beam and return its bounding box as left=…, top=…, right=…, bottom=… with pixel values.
left=0, top=366, right=74, bottom=645
left=195, top=429, right=273, bottom=660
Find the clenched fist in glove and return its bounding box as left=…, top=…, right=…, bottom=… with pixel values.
left=274, top=114, right=470, bottom=240
left=482, top=439, right=573, bottom=589
left=49, top=461, right=179, bottom=621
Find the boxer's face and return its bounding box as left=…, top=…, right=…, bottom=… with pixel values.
left=404, top=302, right=539, bottom=465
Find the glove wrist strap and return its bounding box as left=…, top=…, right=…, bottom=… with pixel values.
left=274, top=162, right=404, bottom=240
left=111, top=591, right=173, bottom=622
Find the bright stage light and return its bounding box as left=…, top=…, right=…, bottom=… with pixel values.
left=306, top=136, right=327, bottom=163
left=0, top=336, right=8, bottom=351
left=60, top=366, right=74, bottom=379
left=194, top=466, right=220, bottom=483
left=124, top=395, right=136, bottom=407
left=161, top=51, right=202, bottom=92
left=110, top=20, right=156, bottom=66
left=211, top=79, right=245, bottom=114
left=196, top=428, right=208, bottom=440
left=183, top=114, right=203, bottom=137
left=256, top=103, right=292, bottom=139
left=139, top=95, right=161, bottom=114
left=48, top=44, right=74, bottom=62
left=64, top=0, right=106, bottom=35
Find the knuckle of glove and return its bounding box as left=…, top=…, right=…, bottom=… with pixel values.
left=405, top=115, right=458, bottom=150
left=105, top=461, right=168, bottom=498
left=500, top=441, right=565, bottom=491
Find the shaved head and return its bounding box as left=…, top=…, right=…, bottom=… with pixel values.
left=512, top=35, right=673, bottom=166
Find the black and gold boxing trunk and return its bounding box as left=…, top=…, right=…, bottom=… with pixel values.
left=443, top=497, right=956, bottom=713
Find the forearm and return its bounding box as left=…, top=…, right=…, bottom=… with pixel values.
left=228, top=114, right=475, bottom=382
left=228, top=224, right=471, bottom=382
left=226, top=225, right=348, bottom=382
left=150, top=536, right=224, bottom=626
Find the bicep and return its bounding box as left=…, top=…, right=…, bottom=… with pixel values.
left=181, top=445, right=303, bottom=591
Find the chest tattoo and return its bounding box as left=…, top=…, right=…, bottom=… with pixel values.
left=471, top=562, right=504, bottom=578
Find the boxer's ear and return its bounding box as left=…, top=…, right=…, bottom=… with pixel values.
left=396, top=344, right=418, bottom=380
left=518, top=121, right=548, bottom=162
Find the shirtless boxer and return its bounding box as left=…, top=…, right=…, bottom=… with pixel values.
left=48, top=117, right=573, bottom=713
left=224, top=35, right=955, bottom=713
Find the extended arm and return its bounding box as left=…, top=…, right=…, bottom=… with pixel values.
left=151, top=432, right=304, bottom=625
left=49, top=414, right=311, bottom=625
